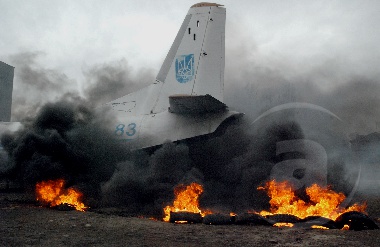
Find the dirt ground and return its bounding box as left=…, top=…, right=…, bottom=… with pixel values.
left=1, top=193, right=379, bottom=247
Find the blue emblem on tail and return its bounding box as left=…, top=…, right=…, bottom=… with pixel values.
left=175, top=54, right=194, bottom=83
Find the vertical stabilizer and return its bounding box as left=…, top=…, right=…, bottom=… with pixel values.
left=153, top=3, right=226, bottom=113
left=0, top=62, right=14, bottom=122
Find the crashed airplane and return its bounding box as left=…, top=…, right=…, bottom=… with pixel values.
left=0, top=3, right=242, bottom=150
left=106, top=2, right=243, bottom=149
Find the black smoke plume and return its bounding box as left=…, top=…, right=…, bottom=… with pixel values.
left=1, top=98, right=128, bottom=203
left=9, top=52, right=77, bottom=121
left=82, top=59, right=153, bottom=105
left=2, top=35, right=379, bottom=217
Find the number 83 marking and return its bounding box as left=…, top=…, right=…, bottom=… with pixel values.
left=115, top=123, right=137, bottom=137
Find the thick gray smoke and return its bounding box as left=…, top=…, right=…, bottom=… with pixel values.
left=99, top=118, right=356, bottom=215
left=9, top=52, right=78, bottom=121
left=9, top=53, right=154, bottom=119
left=350, top=133, right=380, bottom=196
left=82, top=59, right=153, bottom=105
left=1, top=99, right=128, bottom=202
left=224, top=43, right=380, bottom=198
left=1, top=35, right=379, bottom=217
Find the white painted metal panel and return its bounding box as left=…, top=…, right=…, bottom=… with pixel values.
left=192, top=8, right=225, bottom=102
left=104, top=3, right=243, bottom=150
left=106, top=83, right=162, bottom=116
left=112, top=110, right=242, bottom=149
left=152, top=12, right=208, bottom=113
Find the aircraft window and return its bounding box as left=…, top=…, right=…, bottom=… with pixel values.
left=194, top=33, right=196, bottom=40
left=197, top=20, right=200, bottom=27
left=188, top=28, right=191, bottom=34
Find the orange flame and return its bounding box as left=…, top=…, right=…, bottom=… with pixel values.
left=258, top=180, right=366, bottom=220
left=312, top=225, right=329, bottom=230
left=273, top=222, right=294, bottom=227
left=163, top=182, right=209, bottom=222
left=36, top=179, right=87, bottom=212
left=342, top=224, right=350, bottom=230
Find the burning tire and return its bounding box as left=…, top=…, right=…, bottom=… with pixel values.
left=169, top=212, right=203, bottom=223
left=265, top=214, right=301, bottom=224
left=51, top=203, right=76, bottom=211
left=234, top=213, right=272, bottom=226
left=299, top=216, right=338, bottom=229
left=202, top=213, right=233, bottom=225
left=335, top=211, right=380, bottom=231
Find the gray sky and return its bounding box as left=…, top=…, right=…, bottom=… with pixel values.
left=1, top=0, right=379, bottom=81
left=1, top=0, right=380, bottom=133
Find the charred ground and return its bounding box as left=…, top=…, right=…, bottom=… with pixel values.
left=0, top=192, right=379, bottom=247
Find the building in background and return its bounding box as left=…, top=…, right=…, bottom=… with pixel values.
left=0, top=61, right=14, bottom=122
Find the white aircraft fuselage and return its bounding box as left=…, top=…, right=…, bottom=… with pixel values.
left=105, top=3, right=243, bottom=149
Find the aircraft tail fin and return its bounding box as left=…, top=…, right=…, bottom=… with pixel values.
left=152, top=3, right=226, bottom=113
left=107, top=3, right=226, bottom=115
left=0, top=61, right=14, bottom=122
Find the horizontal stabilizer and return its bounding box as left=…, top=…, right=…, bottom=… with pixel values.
left=169, top=94, right=226, bottom=114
